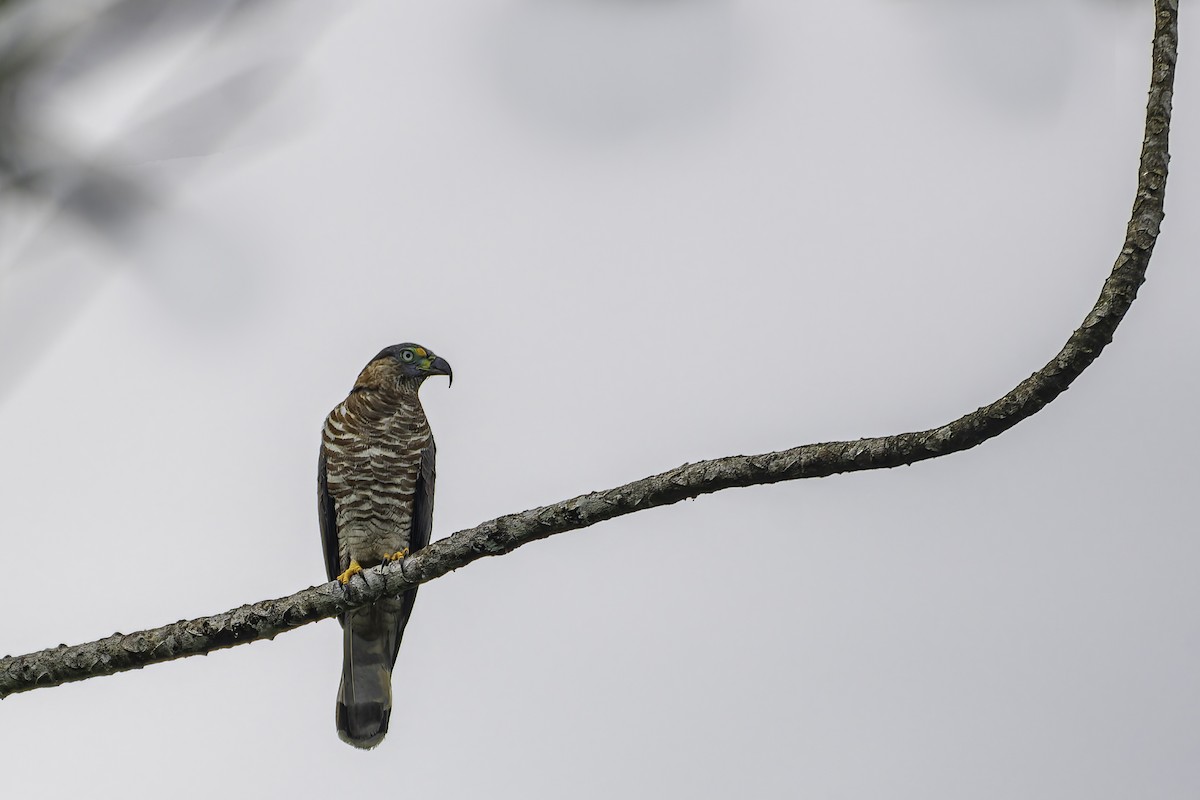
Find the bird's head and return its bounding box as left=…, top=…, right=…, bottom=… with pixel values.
left=355, top=343, right=453, bottom=392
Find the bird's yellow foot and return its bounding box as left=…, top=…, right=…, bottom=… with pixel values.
left=383, top=548, right=410, bottom=563
left=336, top=560, right=363, bottom=585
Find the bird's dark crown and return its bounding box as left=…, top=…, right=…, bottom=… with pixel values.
left=373, top=343, right=427, bottom=364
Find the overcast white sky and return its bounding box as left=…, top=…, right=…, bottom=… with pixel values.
left=3, top=1, right=1198, bottom=798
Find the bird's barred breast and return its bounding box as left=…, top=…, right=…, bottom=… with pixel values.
left=323, top=396, right=430, bottom=568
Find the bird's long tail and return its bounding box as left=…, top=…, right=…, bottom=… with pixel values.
left=336, top=596, right=407, bottom=749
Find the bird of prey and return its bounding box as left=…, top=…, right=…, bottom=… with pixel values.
left=318, top=343, right=452, bottom=749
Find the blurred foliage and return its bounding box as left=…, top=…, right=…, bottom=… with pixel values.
left=0, top=0, right=334, bottom=402
left=0, top=0, right=318, bottom=241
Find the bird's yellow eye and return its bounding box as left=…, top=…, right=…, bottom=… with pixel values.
left=400, top=349, right=415, bottom=363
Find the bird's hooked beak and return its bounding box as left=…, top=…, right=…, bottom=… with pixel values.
left=425, top=355, right=453, bottom=386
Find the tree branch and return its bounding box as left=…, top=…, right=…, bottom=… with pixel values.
left=0, top=0, right=1178, bottom=699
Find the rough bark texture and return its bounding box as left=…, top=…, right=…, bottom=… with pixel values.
left=0, top=0, right=1178, bottom=699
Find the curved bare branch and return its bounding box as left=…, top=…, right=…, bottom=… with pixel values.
left=0, top=0, right=1178, bottom=699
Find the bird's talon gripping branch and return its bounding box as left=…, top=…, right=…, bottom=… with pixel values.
left=383, top=548, right=410, bottom=563
left=336, top=561, right=363, bottom=585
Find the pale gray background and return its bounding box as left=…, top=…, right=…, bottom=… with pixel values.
left=3, top=1, right=1198, bottom=798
